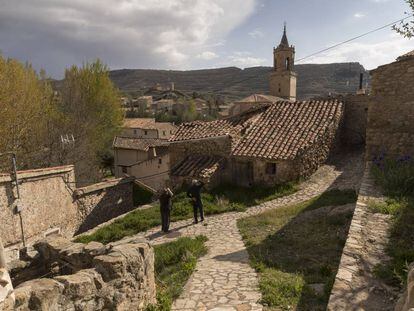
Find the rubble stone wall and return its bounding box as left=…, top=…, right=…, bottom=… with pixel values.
left=169, top=136, right=232, bottom=170
left=8, top=236, right=156, bottom=311
left=366, top=56, right=414, bottom=160
left=74, top=178, right=134, bottom=234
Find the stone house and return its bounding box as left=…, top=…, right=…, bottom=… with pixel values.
left=169, top=99, right=343, bottom=187
left=366, top=49, right=414, bottom=160
left=113, top=118, right=176, bottom=189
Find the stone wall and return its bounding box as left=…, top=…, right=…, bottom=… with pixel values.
left=169, top=136, right=232, bottom=170
left=341, top=94, right=369, bottom=146
left=366, top=55, right=414, bottom=160
left=0, top=166, right=135, bottom=262
left=74, top=178, right=134, bottom=234
left=0, top=166, right=78, bottom=261
left=327, top=164, right=395, bottom=310
left=129, top=154, right=170, bottom=191
left=7, top=236, right=155, bottom=311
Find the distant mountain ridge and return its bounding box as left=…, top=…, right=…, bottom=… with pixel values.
left=109, top=63, right=370, bottom=101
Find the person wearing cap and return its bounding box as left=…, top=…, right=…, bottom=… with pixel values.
left=159, top=187, right=174, bottom=233
left=187, top=179, right=205, bottom=224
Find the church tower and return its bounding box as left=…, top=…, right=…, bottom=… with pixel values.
left=270, top=24, right=297, bottom=101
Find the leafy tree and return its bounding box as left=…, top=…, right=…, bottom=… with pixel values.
left=393, top=0, right=414, bottom=38
left=0, top=55, right=56, bottom=170
left=59, top=60, right=123, bottom=182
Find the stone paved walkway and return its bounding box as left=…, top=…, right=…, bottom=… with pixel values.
left=116, top=152, right=364, bottom=311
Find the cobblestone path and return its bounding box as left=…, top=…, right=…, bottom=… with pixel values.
left=120, top=152, right=364, bottom=311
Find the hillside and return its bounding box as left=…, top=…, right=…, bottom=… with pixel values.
left=109, top=63, right=370, bottom=101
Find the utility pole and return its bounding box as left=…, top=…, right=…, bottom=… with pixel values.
left=0, top=152, right=26, bottom=248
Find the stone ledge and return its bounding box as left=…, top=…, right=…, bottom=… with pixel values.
left=0, top=165, right=74, bottom=183
left=74, top=177, right=134, bottom=196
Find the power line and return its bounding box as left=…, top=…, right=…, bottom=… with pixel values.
left=296, top=14, right=414, bottom=63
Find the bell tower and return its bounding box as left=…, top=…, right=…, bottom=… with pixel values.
left=270, top=23, right=297, bottom=101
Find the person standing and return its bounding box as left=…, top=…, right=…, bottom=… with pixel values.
left=187, top=179, right=205, bottom=224
left=159, top=187, right=173, bottom=233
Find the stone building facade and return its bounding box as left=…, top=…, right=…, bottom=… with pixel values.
left=0, top=165, right=135, bottom=262
left=169, top=100, right=343, bottom=188
left=270, top=25, right=297, bottom=101
left=366, top=50, right=414, bottom=160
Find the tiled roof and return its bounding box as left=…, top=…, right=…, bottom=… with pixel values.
left=113, top=137, right=168, bottom=151
left=232, top=100, right=343, bottom=160
left=171, top=155, right=222, bottom=179
left=397, top=49, right=414, bottom=61
left=169, top=106, right=268, bottom=142
left=123, top=118, right=156, bottom=129
left=237, top=94, right=282, bottom=103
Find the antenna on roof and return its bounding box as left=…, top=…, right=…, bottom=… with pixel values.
left=60, top=134, right=75, bottom=149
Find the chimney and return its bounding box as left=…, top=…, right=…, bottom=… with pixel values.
left=356, top=73, right=366, bottom=95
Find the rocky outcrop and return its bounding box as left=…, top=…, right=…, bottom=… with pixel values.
left=7, top=235, right=156, bottom=311
left=0, top=240, right=15, bottom=310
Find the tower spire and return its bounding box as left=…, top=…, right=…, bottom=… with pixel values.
left=280, top=22, right=289, bottom=47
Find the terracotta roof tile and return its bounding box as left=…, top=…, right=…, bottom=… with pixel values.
left=171, top=155, right=222, bottom=179
left=232, top=100, right=343, bottom=160
left=113, top=137, right=168, bottom=151
left=123, top=118, right=156, bottom=129
left=169, top=106, right=268, bottom=142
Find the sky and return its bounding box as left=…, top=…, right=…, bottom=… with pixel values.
left=0, top=0, right=413, bottom=78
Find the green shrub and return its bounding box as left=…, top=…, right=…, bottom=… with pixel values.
left=371, top=156, right=414, bottom=197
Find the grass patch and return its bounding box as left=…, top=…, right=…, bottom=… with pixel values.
left=370, top=157, right=414, bottom=288
left=146, top=236, right=208, bottom=311
left=371, top=197, right=414, bottom=287
left=75, top=182, right=297, bottom=244
left=133, top=182, right=154, bottom=206
left=238, top=189, right=357, bottom=310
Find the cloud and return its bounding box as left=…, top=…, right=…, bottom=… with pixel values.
left=354, top=13, right=365, bottom=18
left=300, top=34, right=414, bottom=69
left=0, top=0, right=257, bottom=77
left=197, top=51, right=219, bottom=60
left=249, top=29, right=264, bottom=39
left=227, top=52, right=266, bottom=67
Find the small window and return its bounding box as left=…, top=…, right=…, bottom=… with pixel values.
left=170, top=130, right=173, bottom=134
left=266, top=163, right=276, bottom=175
left=121, top=166, right=127, bottom=174
left=163, top=131, right=166, bottom=136
left=158, top=158, right=162, bottom=164
left=133, top=129, right=137, bottom=134
left=144, top=130, right=148, bottom=135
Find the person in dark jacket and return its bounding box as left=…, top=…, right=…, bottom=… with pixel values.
left=187, top=179, right=205, bottom=224
left=159, top=187, right=173, bottom=233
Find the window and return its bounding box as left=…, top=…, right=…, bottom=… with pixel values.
left=170, top=130, right=173, bottom=134
left=121, top=166, right=127, bottom=174
left=144, top=130, right=148, bottom=135
left=266, top=163, right=276, bottom=175
left=285, top=57, right=290, bottom=70
left=158, top=158, right=162, bottom=165
left=133, top=129, right=137, bottom=134
left=163, top=131, right=166, bottom=136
